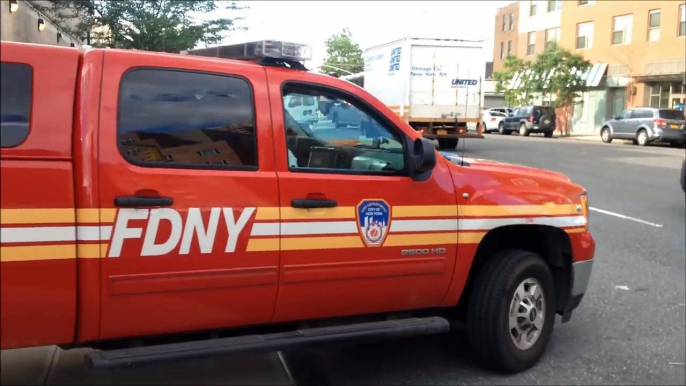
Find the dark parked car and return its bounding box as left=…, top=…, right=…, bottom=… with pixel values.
left=600, top=107, right=686, bottom=147
left=498, top=105, right=556, bottom=137
left=681, top=158, right=686, bottom=194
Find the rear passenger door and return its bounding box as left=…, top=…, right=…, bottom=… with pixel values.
left=96, top=52, right=280, bottom=340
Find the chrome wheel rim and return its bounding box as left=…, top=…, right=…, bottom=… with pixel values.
left=520, top=126, right=526, bottom=135
left=602, top=130, right=609, bottom=141
left=638, top=132, right=647, bottom=145
left=509, top=278, right=545, bottom=351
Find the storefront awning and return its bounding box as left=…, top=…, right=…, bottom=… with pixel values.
left=508, top=63, right=608, bottom=90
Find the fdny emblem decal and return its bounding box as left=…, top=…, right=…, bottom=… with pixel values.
left=356, top=199, right=391, bottom=247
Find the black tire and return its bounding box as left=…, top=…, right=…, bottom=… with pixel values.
left=438, top=138, right=459, bottom=149
left=519, top=123, right=530, bottom=136
left=636, top=129, right=649, bottom=146
left=543, top=130, right=554, bottom=138
left=482, top=122, right=489, bottom=133
left=498, top=123, right=511, bottom=135
left=467, top=249, right=556, bottom=373
left=600, top=127, right=612, bottom=143
left=538, top=114, right=553, bottom=130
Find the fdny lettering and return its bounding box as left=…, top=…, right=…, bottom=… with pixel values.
left=108, top=207, right=255, bottom=258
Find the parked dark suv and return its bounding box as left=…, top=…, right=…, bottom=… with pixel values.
left=498, top=105, right=556, bottom=137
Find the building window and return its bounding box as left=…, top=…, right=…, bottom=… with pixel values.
left=509, top=13, right=515, bottom=30
left=500, top=41, right=505, bottom=59
left=576, top=22, right=594, bottom=49
left=545, top=27, right=560, bottom=50
left=578, top=0, right=595, bottom=5
left=502, top=14, right=507, bottom=31
left=530, top=1, right=537, bottom=16
left=1, top=63, right=32, bottom=148
left=527, top=32, right=536, bottom=55
left=679, top=4, right=685, bottom=37
left=548, top=0, right=562, bottom=12
left=612, top=14, right=633, bottom=45
left=647, top=9, right=661, bottom=41
left=282, top=89, right=406, bottom=174
left=117, top=68, right=258, bottom=169
left=507, top=40, right=512, bottom=55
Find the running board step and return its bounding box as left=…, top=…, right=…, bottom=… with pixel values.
left=86, top=316, right=450, bottom=369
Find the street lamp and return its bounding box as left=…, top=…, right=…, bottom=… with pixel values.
left=9, top=0, right=18, bottom=13
left=38, top=18, right=45, bottom=31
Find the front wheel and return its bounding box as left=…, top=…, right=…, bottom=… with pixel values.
left=482, top=122, right=489, bottom=133
left=600, top=127, right=612, bottom=143
left=499, top=123, right=511, bottom=135
left=467, top=249, right=556, bottom=373
left=543, top=130, right=554, bottom=138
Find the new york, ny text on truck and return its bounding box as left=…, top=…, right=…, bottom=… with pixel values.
left=0, top=40, right=595, bottom=374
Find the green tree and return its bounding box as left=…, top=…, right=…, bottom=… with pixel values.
left=321, top=28, right=364, bottom=78
left=37, top=0, right=247, bottom=52
left=531, top=43, right=591, bottom=136
left=493, top=55, right=534, bottom=107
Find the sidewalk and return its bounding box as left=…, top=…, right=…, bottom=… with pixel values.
left=554, top=133, right=601, bottom=142
left=1, top=346, right=292, bottom=385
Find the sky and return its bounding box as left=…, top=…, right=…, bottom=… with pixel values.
left=215, top=0, right=515, bottom=70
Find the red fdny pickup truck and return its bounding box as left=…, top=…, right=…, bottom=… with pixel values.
left=0, top=40, right=595, bottom=373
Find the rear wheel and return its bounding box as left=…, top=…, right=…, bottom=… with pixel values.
left=600, top=127, right=612, bottom=143
left=543, top=130, right=554, bottom=138
left=438, top=138, right=459, bottom=149
left=519, top=124, right=530, bottom=136
left=482, top=122, right=489, bottom=133
left=636, top=129, right=649, bottom=146
left=467, top=249, right=556, bottom=373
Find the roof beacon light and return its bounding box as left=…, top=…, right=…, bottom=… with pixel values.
left=182, top=40, right=312, bottom=63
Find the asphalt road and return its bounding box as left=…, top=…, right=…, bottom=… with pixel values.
left=279, top=135, right=686, bottom=386
left=2, top=135, right=684, bottom=385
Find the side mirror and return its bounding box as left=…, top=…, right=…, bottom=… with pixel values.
left=318, top=101, right=332, bottom=115
left=613, top=115, right=621, bottom=120
left=409, top=137, right=436, bottom=181
left=508, top=112, right=514, bottom=117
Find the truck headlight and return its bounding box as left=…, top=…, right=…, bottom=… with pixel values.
left=580, top=193, right=589, bottom=230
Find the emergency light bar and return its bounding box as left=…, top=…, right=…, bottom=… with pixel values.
left=182, top=40, right=312, bottom=62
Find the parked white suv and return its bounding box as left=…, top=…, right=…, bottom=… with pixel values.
left=482, top=107, right=512, bottom=133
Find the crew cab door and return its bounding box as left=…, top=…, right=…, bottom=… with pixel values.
left=265, top=69, right=459, bottom=322
left=96, top=51, right=279, bottom=340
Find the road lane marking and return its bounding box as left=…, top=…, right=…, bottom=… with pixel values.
left=589, top=207, right=664, bottom=228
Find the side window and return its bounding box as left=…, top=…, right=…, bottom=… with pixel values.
left=282, top=87, right=406, bottom=174
left=1, top=63, right=32, bottom=148
left=511, top=108, right=520, bottom=116
left=621, top=110, right=633, bottom=119
left=117, top=68, right=257, bottom=169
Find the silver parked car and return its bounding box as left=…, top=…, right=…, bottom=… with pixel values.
left=600, top=107, right=686, bottom=147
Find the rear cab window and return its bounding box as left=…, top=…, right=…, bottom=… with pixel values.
left=117, top=68, right=258, bottom=169
left=0, top=63, right=32, bottom=148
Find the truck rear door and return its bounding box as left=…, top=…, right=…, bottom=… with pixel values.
left=0, top=43, right=80, bottom=349
left=95, top=51, right=280, bottom=340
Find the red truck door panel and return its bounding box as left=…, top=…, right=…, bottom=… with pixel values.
left=265, top=70, right=459, bottom=323
left=0, top=43, right=80, bottom=349
left=96, top=51, right=279, bottom=339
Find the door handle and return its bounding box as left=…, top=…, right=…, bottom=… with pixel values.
left=291, top=198, right=338, bottom=209
left=114, top=196, right=173, bottom=207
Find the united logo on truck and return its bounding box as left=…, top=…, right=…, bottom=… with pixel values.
left=356, top=199, right=391, bottom=247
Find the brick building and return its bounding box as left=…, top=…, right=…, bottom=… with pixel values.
left=1, top=0, right=82, bottom=47
left=493, top=2, right=520, bottom=72
left=494, top=0, right=686, bottom=134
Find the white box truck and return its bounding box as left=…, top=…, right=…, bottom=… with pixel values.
left=359, top=38, right=486, bottom=149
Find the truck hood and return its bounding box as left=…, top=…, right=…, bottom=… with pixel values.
left=440, top=152, right=572, bottom=183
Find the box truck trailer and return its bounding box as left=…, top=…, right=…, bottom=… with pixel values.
left=358, top=38, right=486, bottom=149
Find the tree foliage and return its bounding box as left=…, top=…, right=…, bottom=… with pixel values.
left=37, top=0, right=247, bottom=52
left=493, top=43, right=592, bottom=136
left=321, top=28, right=364, bottom=78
